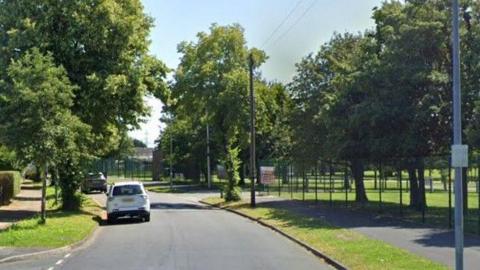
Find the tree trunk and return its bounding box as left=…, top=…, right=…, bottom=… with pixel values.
left=40, top=162, right=47, bottom=224
left=239, top=162, right=245, bottom=185
left=416, top=157, right=426, bottom=211
left=351, top=159, right=368, bottom=203
left=408, top=163, right=420, bottom=209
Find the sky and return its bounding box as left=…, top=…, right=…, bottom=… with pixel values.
left=130, top=0, right=383, bottom=147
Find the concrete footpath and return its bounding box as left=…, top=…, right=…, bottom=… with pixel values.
left=247, top=194, right=480, bottom=269
left=0, top=183, right=41, bottom=230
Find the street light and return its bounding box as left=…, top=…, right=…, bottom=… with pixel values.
left=170, top=135, right=173, bottom=190
left=206, top=110, right=212, bottom=189
left=249, top=53, right=256, bottom=207
left=451, top=1, right=466, bottom=269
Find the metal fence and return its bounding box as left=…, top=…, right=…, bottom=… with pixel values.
left=88, top=158, right=153, bottom=182
left=259, top=156, right=480, bottom=234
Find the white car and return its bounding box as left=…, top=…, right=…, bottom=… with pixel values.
left=106, top=181, right=150, bottom=223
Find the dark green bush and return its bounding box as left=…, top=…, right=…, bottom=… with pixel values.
left=0, top=171, right=22, bottom=205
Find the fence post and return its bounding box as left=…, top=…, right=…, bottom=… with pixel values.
left=477, top=157, right=480, bottom=235
left=399, top=167, right=403, bottom=217
left=329, top=162, right=333, bottom=207
left=278, top=164, right=281, bottom=197
left=302, top=169, right=305, bottom=201
left=448, top=158, right=453, bottom=229
left=345, top=164, right=348, bottom=208
left=290, top=165, right=293, bottom=199
left=379, top=162, right=383, bottom=211
left=315, top=162, right=318, bottom=203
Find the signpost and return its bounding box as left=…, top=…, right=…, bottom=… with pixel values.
left=260, top=166, right=276, bottom=185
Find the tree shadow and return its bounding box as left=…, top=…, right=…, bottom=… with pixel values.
left=150, top=202, right=211, bottom=210
left=252, top=199, right=480, bottom=248
left=0, top=209, right=38, bottom=223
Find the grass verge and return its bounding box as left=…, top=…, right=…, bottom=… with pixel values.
left=0, top=188, right=102, bottom=248
left=201, top=197, right=447, bottom=270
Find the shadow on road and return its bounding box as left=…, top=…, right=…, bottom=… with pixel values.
left=150, top=202, right=211, bottom=210
left=93, top=215, right=145, bottom=226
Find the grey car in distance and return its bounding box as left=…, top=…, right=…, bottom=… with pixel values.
left=82, top=172, right=107, bottom=193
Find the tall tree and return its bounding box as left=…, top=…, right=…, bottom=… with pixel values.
left=0, top=48, right=91, bottom=218
left=0, top=0, right=169, bottom=156
left=170, top=24, right=266, bottom=201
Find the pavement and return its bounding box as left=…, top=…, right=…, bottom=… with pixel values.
left=1, top=190, right=331, bottom=270
left=0, top=183, right=41, bottom=230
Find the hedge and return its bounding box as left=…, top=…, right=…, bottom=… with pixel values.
left=0, top=171, right=22, bottom=205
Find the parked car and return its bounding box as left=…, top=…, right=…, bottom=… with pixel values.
left=82, top=172, right=107, bottom=193
left=106, top=181, right=150, bottom=223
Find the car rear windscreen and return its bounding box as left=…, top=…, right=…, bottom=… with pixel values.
left=112, top=185, right=143, bottom=196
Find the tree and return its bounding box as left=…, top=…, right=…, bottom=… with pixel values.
left=0, top=48, right=91, bottom=219
left=0, top=0, right=169, bottom=209
left=0, top=0, right=169, bottom=157
left=133, top=138, right=147, bottom=148
left=370, top=0, right=455, bottom=210
left=288, top=33, right=374, bottom=203
left=169, top=24, right=267, bottom=201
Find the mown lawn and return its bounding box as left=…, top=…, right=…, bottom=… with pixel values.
left=202, top=197, right=447, bottom=270
left=255, top=174, right=480, bottom=234
left=0, top=188, right=102, bottom=248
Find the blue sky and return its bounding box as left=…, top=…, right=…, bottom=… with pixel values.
left=130, top=0, right=383, bottom=146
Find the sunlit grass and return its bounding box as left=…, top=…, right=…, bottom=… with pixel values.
left=0, top=188, right=102, bottom=248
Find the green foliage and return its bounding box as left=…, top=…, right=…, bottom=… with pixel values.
left=223, top=141, right=241, bottom=201
left=0, top=171, right=22, bottom=205
left=163, top=23, right=291, bottom=190
left=285, top=0, right=480, bottom=208
left=0, top=48, right=87, bottom=166
left=0, top=0, right=169, bottom=156
left=133, top=138, right=147, bottom=148
left=0, top=1, right=168, bottom=210
left=0, top=145, right=18, bottom=170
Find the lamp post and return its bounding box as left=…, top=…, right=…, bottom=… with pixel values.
left=206, top=110, right=212, bottom=189
left=170, top=136, right=173, bottom=190
left=451, top=1, right=465, bottom=269
left=249, top=53, right=256, bottom=207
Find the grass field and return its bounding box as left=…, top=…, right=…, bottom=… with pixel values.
left=202, top=197, right=447, bottom=270
left=258, top=175, right=480, bottom=234
left=0, top=188, right=102, bottom=248
left=201, top=172, right=480, bottom=234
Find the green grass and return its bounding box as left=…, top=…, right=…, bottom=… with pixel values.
left=258, top=176, right=480, bottom=234
left=202, top=197, right=447, bottom=270
left=0, top=188, right=102, bottom=248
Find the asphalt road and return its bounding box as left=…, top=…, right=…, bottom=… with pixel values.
left=3, top=191, right=330, bottom=270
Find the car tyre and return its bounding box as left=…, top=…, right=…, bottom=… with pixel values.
left=144, top=214, right=150, bottom=222
left=107, top=215, right=116, bottom=224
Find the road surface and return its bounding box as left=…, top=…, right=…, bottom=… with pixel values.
left=2, top=191, right=330, bottom=270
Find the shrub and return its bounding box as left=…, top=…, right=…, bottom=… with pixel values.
left=0, top=171, right=22, bottom=205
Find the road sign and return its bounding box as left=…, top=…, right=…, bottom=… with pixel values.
left=260, top=166, right=275, bottom=185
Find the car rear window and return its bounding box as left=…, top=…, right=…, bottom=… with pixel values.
left=112, top=185, right=143, bottom=196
